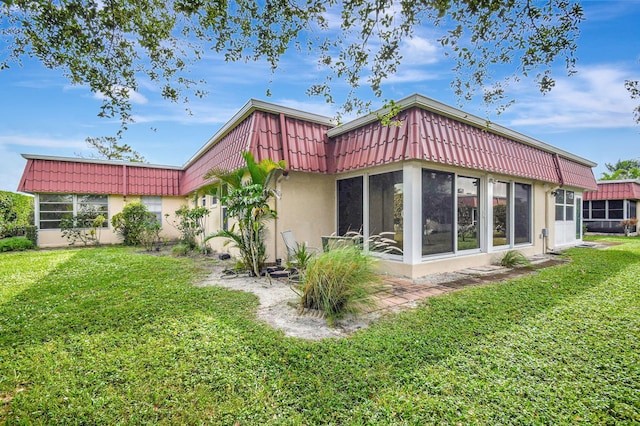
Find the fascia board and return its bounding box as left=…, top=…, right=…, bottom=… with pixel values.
left=20, top=154, right=183, bottom=170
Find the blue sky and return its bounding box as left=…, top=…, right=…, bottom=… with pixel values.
left=1, top=0, right=639, bottom=192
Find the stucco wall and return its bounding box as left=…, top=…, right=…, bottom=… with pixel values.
left=268, top=171, right=336, bottom=263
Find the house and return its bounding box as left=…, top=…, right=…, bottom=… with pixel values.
left=18, top=94, right=598, bottom=278
left=583, top=179, right=640, bottom=234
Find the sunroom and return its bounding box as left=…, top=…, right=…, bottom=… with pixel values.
left=321, top=95, right=597, bottom=277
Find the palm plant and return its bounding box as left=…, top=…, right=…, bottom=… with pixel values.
left=203, top=152, right=285, bottom=276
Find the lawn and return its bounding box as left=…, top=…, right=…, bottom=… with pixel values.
left=1, top=240, right=639, bottom=424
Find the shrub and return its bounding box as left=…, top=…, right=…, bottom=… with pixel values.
left=166, top=206, right=209, bottom=252
left=0, top=191, right=33, bottom=238
left=0, top=236, right=35, bottom=252
left=111, top=202, right=157, bottom=245
left=139, top=221, right=162, bottom=251
left=500, top=250, right=532, bottom=268
left=299, top=246, right=382, bottom=325
left=60, top=210, right=105, bottom=246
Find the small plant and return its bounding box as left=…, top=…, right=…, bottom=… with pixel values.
left=621, top=218, right=638, bottom=236
left=500, top=250, right=532, bottom=269
left=171, top=243, right=191, bottom=257
left=165, top=205, right=210, bottom=253
left=299, top=246, right=382, bottom=326
left=286, top=242, right=315, bottom=279
left=0, top=236, right=35, bottom=252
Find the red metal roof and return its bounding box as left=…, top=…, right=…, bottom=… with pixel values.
left=180, top=114, right=254, bottom=195
left=181, top=110, right=331, bottom=194
left=584, top=181, right=640, bottom=201
left=330, top=107, right=597, bottom=190
left=18, top=156, right=182, bottom=196
left=18, top=97, right=597, bottom=196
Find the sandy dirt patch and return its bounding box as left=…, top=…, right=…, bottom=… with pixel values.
left=197, top=265, right=385, bottom=340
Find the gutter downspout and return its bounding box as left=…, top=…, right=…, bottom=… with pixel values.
left=544, top=184, right=560, bottom=254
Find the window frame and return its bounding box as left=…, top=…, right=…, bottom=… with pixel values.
left=37, top=193, right=109, bottom=230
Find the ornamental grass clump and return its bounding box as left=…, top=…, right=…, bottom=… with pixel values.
left=500, top=250, right=533, bottom=269
left=299, top=246, right=382, bottom=325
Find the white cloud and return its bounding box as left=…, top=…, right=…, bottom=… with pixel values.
left=400, top=36, right=440, bottom=66
left=130, top=101, right=241, bottom=125
left=507, top=65, right=638, bottom=129
left=383, top=69, right=440, bottom=84
left=0, top=135, right=87, bottom=149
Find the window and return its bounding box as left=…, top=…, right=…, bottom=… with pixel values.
left=629, top=201, right=637, bottom=220
left=457, top=176, right=480, bottom=251
left=555, top=190, right=575, bottom=221
left=369, top=171, right=403, bottom=254
left=422, top=170, right=454, bottom=255
left=221, top=184, right=229, bottom=231
left=555, top=189, right=565, bottom=220
left=201, top=195, right=207, bottom=207
left=38, top=194, right=108, bottom=229
left=141, top=196, right=162, bottom=223
left=591, top=200, right=606, bottom=219
left=39, top=194, right=73, bottom=229
left=337, top=177, right=363, bottom=236
left=493, top=181, right=510, bottom=247
left=582, top=200, right=590, bottom=219
left=514, top=183, right=532, bottom=244
left=608, top=200, right=624, bottom=220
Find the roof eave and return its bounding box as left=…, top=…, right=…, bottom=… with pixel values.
left=20, top=154, right=183, bottom=170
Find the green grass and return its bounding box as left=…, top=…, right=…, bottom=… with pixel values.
left=1, top=242, right=639, bottom=424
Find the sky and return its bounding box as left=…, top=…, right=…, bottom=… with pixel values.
left=1, top=0, right=639, bottom=193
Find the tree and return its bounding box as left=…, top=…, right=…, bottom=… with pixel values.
left=1, top=0, right=589, bottom=131
left=600, top=159, right=640, bottom=181
left=0, top=190, right=33, bottom=238
left=85, top=135, right=146, bottom=162
left=626, top=78, right=640, bottom=124
left=204, top=152, right=285, bottom=276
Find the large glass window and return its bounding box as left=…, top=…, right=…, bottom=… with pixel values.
left=422, top=170, right=454, bottom=255
left=337, top=177, right=363, bottom=236
left=493, top=181, right=510, bottom=247
left=141, top=196, right=162, bottom=223
left=369, top=171, right=403, bottom=253
left=514, top=183, right=532, bottom=244
left=457, top=176, right=480, bottom=251
left=39, top=194, right=108, bottom=229
left=39, top=194, right=73, bottom=229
